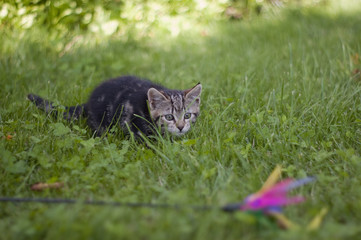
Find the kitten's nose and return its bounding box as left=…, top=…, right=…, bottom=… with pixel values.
left=177, top=126, right=184, bottom=132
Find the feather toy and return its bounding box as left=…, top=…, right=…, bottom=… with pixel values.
left=222, top=165, right=321, bottom=229
left=223, top=166, right=315, bottom=215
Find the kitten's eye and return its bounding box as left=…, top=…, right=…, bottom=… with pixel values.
left=184, top=113, right=192, bottom=119
left=164, top=114, right=174, bottom=121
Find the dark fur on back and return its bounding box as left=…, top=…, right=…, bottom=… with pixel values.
left=28, top=75, right=202, bottom=137
left=86, top=76, right=167, bottom=135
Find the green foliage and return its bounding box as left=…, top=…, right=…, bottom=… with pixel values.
left=1, top=0, right=361, bottom=239
left=1, top=0, right=330, bottom=34
left=1, top=0, right=123, bottom=31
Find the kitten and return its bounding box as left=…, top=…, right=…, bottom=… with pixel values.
left=28, top=75, right=202, bottom=137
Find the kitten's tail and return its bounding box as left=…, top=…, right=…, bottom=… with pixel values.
left=27, top=94, right=86, bottom=120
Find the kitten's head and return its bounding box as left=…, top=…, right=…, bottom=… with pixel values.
left=147, top=83, right=202, bottom=136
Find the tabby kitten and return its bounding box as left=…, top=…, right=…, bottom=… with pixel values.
left=28, top=75, right=202, bottom=137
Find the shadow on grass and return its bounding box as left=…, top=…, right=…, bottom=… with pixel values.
left=1, top=7, right=361, bottom=240
left=0, top=7, right=360, bottom=120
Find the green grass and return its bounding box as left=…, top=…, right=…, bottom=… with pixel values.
left=1, top=2, right=361, bottom=240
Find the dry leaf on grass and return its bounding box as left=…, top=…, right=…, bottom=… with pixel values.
left=31, top=182, right=64, bottom=191
left=6, top=135, right=13, bottom=140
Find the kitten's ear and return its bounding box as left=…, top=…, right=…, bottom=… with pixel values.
left=184, top=83, right=202, bottom=102
left=147, top=88, right=169, bottom=109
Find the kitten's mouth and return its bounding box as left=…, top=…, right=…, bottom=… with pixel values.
left=176, top=132, right=186, bottom=136
left=169, top=130, right=186, bottom=137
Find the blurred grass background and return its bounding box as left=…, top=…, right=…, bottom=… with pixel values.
left=1, top=0, right=361, bottom=239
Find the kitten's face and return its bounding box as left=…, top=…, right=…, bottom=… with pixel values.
left=147, top=83, right=202, bottom=136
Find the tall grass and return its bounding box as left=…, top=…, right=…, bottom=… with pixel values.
left=1, top=2, right=361, bottom=239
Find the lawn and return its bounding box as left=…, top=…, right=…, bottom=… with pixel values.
left=1, top=1, right=361, bottom=239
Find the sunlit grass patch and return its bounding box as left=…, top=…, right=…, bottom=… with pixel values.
left=1, top=1, right=361, bottom=239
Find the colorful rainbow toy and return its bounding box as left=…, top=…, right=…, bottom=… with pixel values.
left=222, top=166, right=326, bottom=229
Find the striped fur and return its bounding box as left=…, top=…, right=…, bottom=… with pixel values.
left=28, top=75, right=202, bottom=137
